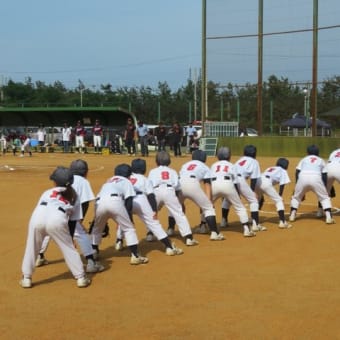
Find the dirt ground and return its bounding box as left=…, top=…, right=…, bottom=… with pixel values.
left=1, top=151, right=340, bottom=340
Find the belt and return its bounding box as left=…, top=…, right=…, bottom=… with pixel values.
left=136, top=191, right=143, bottom=195
left=265, top=175, right=270, bottom=179
left=237, top=174, right=242, bottom=177
left=96, top=193, right=120, bottom=201
left=190, top=175, right=196, bottom=178
left=154, top=184, right=172, bottom=188
left=212, top=176, right=231, bottom=181
left=40, top=202, right=65, bottom=214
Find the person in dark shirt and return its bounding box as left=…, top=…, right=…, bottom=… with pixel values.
left=155, top=121, right=167, bottom=151
left=124, top=118, right=137, bottom=156
left=172, top=122, right=183, bottom=157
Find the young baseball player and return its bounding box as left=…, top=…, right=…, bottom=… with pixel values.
left=289, top=144, right=335, bottom=224
left=323, top=148, right=340, bottom=200
left=114, top=158, right=184, bottom=256
left=74, top=121, right=86, bottom=153
left=178, top=150, right=224, bottom=241
left=92, top=119, right=103, bottom=154
left=20, top=135, right=32, bottom=157
left=148, top=151, right=199, bottom=246
left=20, top=166, right=91, bottom=288
left=221, top=145, right=266, bottom=233
left=255, top=158, right=292, bottom=228
left=91, top=164, right=148, bottom=265
left=36, top=160, right=105, bottom=273
left=210, top=147, right=255, bottom=237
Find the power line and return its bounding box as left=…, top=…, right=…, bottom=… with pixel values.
left=207, top=24, right=340, bottom=40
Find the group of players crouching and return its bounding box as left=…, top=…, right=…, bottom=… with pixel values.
left=20, top=143, right=338, bottom=288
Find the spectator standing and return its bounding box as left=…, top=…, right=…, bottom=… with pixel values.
left=124, top=117, right=137, bottom=156
left=92, top=119, right=103, bottom=154
left=37, top=125, right=46, bottom=148
left=74, top=120, right=86, bottom=153
left=172, top=122, right=183, bottom=157
left=62, top=123, right=72, bottom=153
left=155, top=121, right=167, bottom=151
left=0, top=133, right=7, bottom=155
left=136, top=120, right=149, bottom=156
left=185, top=123, right=197, bottom=153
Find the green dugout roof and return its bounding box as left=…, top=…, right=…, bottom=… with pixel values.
left=0, top=106, right=136, bottom=127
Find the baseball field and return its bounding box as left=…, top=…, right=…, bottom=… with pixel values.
left=1, top=151, right=340, bottom=339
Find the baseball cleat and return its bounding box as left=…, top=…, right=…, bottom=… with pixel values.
left=279, top=221, right=292, bottom=229
left=35, top=257, right=49, bottom=267
left=220, top=218, right=229, bottom=228
left=326, top=217, right=336, bottom=224
left=86, top=261, right=105, bottom=273
left=243, top=230, right=256, bottom=237
left=77, top=276, right=91, bottom=288
left=166, top=244, right=184, bottom=256
left=145, top=232, right=154, bottom=242
left=185, top=238, right=199, bottom=246
left=193, top=223, right=209, bottom=234
left=166, top=228, right=175, bottom=236
left=130, top=254, right=149, bottom=265
left=251, top=224, right=267, bottom=232
left=115, top=240, right=124, bottom=251
left=210, top=231, right=225, bottom=241
left=20, top=277, right=32, bottom=288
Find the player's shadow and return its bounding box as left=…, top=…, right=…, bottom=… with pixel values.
left=33, top=271, right=75, bottom=287
left=218, top=222, right=245, bottom=235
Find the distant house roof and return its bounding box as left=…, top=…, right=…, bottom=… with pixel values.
left=281, top=113, right=331, bottom=129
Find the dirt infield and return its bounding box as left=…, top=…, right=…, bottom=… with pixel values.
left=1, top=152, right=340, bottom=339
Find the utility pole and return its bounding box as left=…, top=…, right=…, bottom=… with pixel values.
left=201, top=0, right=207, bottom=123
left=257, top=0, right=263, bottom=136
left=311, top=0, right=318, bottom=136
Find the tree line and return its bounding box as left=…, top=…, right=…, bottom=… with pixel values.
left=1, top=75, right=340, bottom=133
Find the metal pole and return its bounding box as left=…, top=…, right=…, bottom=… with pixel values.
left=80, top=89, right=83, bottom=107
left=189, top=101, right=192, bottom=123
left=157, top=101, right=161, bottom=122
left=304, top=92, right=308, bottom=136
left=311, top=0, right=318, bottom=137
left=201, top=0, right=207, bottom=122
left=237, top=99, right=240, bottom=123
left=257, top=0, right=263, bottom=136
left=220, top=96, right=224, bottom=121
left=194, top=68, right=197, bottom=122
left=270, top=100, right=273, bottom=135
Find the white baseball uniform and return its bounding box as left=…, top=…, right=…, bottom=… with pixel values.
left=210, top=160, right=249, bottom=224
left=21, top=187, right=86, bottom=280
left=324, top=148, right=340, bottom=192
left=75, top=125, right=85, bottom=150
left=223, top=155, right=261, bottom=212
left=91, top=175, right=138, bottom=247
left=291, top=155, right=331, bottom=210
left=179, top=160, right=215, bottom=217
left=255, top=166, right=290, bottom=211
left=21, top=137, right=32, bottom=156
left=148, top=165, right=192, bottom=237
left=39, top=175, right=96, bottom=257
left=116, top=172, right=168, bottom=240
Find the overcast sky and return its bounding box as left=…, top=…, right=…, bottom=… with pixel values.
left=1, top=0, right=339, bottom=91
